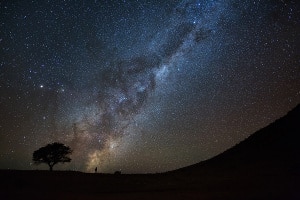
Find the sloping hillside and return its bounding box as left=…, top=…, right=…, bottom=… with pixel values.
left=173, top=104, right=300, bottom=175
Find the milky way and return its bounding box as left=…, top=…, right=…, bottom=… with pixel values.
left=0, top=0, right=299, bottom=173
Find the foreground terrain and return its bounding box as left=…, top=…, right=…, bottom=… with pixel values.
left=0, top=168, right=299, bottom=200
left=1, top=105, right=299, bottom=199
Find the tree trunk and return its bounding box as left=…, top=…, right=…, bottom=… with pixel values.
left=49, top=165, right=53, bottom=171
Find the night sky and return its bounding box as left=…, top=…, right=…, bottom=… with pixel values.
left=0, top=0, right=299, bottom=173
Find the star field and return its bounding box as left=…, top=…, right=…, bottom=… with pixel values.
left=0, top=0, right=299, bottom=173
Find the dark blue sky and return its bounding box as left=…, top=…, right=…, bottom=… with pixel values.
left=0, top=0, right=299, bottom=173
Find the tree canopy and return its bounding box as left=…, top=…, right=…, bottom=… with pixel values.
left=32, top=142, right=72, bottom=171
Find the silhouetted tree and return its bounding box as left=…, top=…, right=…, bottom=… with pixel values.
left=32, top=142, right=72, bottom=171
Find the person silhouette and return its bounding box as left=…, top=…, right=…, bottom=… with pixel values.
left=95, top=167, right=97, bottom=173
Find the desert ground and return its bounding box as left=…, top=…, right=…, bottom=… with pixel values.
left=0, top=166, right=299, bottom=200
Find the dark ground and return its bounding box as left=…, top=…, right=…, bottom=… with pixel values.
left=0, top=168, right=299, bottom=200
left=1, top=104, right=300, bottom=200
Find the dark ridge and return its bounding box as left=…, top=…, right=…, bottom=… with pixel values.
left=171, top=103, right=300, bottom=174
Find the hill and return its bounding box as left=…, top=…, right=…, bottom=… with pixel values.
left=167, top=103, right=300, bottom=199
left=173, top=104, right=300, bottom=175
